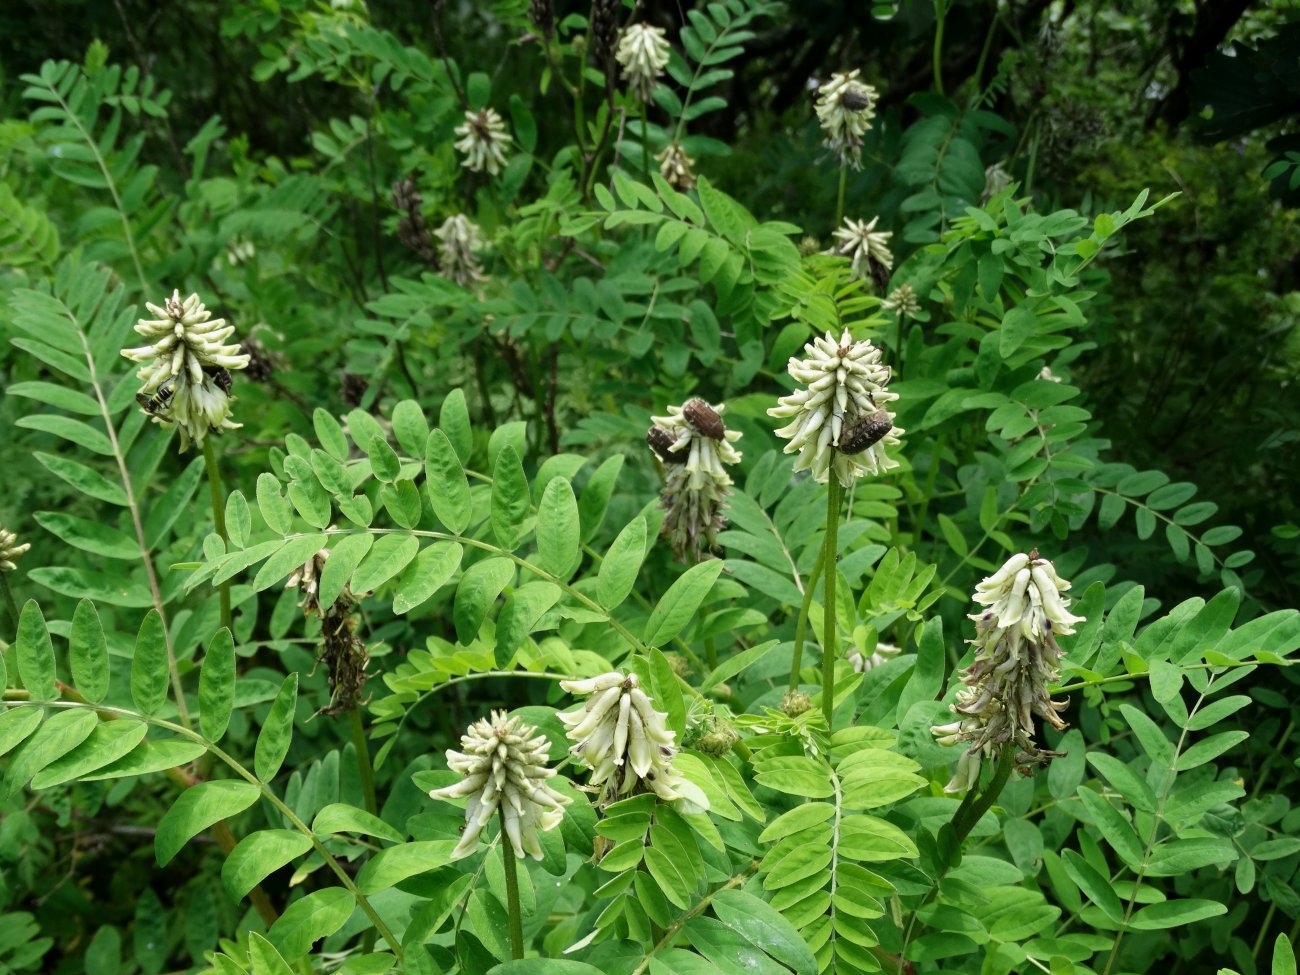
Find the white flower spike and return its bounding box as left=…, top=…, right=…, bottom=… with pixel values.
left=435, top=214, right=487, bottom=287
left=454, top=108, right=511, bottom=175
left=122, top=290, right=250, bottom=451
left=559, top=672, right=684, bottom=804
left=932, top=550, right=1083, bottom=792
left=829, top=216, right=894, bottom=288
left=815, top=69, right=877, bottom=170
left=768, top=330, right=903, bottom=488
left=615, top=23, right=671, bottom=101
left=429, top=710, right=570, bottom=860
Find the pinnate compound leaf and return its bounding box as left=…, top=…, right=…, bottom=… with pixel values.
left=16, top=600, right=57, bottom=699
left=130, top=610, right=169, bottom=715
left=156, top=780, right=261, bottom=865
left=222, top=830, right=312, bottom=900
left=200, top=628, right=236, bottom=742
left=255, top=674, right=298, bottom=782
left=69, top=598, right=109, bottom=702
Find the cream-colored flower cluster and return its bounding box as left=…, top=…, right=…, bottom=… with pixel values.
left=882, top=283, right=919, bottom=317
left=435, top=214, right=487, bottom=287
left=615, top=23, right=671, bottom=101
left=0, top=527, right=30, bottom=572
left=429, top=710, right=570, bottom=859
left=559, top=672, right=684, bottom=804
left=815, top=69, right=877, bottom=169
left=932, top=551, right=1083, bottom=792
left=657, top=143, right=697, bottom=190
left=847, top=641, right=901, bottom=673
left=454, top=108, right=511, bottom=175
left=648, top=399, right=742, bottom=563
left=121, top=290, right=250, bottom=451
left=829, top=216, right=894, bottom=288
left=768, top=330, right=903, bottom=488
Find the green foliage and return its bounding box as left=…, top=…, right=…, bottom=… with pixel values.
left=0, top=2, right=1297, bottom=974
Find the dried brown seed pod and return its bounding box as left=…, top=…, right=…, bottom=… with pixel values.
left=682, top=399, right=725, bottom=440
left=647, top=425, right=681, bottom=463
left=837, top=409, right=893, bottom=454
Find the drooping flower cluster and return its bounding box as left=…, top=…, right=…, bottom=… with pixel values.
left=768, top=330, right=903, bottom=488
left=931, top=551, right=1083, bottom=792
left=429, top=710, right=570, bottom=859
left=647, top=399, right=742, bottom=563
left=829, top=216, right=894, bottom=289
left=847, top=640, right=901, bottom=673
left=434, top=214, right=487, bottom=287
left=0, top=527, right=30, bottom=573
left=615, top=23, right=671, bottom=101
left=121, top=290, right=250, bottom=451
left=559, top=672, right=684, bottom=804
left=454, top=108, right=511, bottom=175
left=882, top=283, right=919, bottom=317
left=656, top=143, right=697, bottom=190
left=814, top=69, right=877, bottom=169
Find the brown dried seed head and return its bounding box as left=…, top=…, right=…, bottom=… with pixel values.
left=837, top=409, right=893, bottom=454
left=647, top=426, right=681, bottom=463
left=682, top=399, right=725, bottom=440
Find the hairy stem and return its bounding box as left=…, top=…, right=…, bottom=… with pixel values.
left=500, top=807, right=525, bottom=960
left=202, top=438, right=233, bottom=634
left=821, top=478, right=844, bottom=729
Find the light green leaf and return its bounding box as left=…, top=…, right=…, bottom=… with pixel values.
left=313, top=408, right=349, bottom=461
left=30, top=718, right=147, bottom=788
left=255, top=674, right=298, bottom=782
left=393, top=541, right=462, bottom=614
left=319, top=533, right=374, bottom=609
left=424, top=429, right=471, bottom=534
left=267, top=888, right=355, bottom=960
left=200, top=628, right=236, bottom=742
left=312, top=802, right=404, bottom=843
left=578, top=455, right=623, bottom=543
left=16, top=600, right=57, bottom=699
left=712, top=889, right=817, bottom=975
left=491, top=445, right=531, bottom=552
left=222, top=830, right=312, bottom=900
left=496, top=582, right=561, bottom=659
left=130, top=610, right=168, bottom=715
left=0, top=707, right=44, bottom=758
left=645, top=560, right=724, bottom=647
left=69, top=598, right=109, bottom=702
left=4, top=708, right=98, bottom=795
left=253, top=534, right=329, bottom=591
left=82, top=739, right=207, bottom=780
left=226, top=491, right=252, bottom=548
left=33, top=511, right=137, bottom=560
left=350, top=533, right=420, bottom=594
left=247, top=933, right=293, bottom=975
left=1061, top=850, right=1124, bottom=923
left=597, top=517, right=647, bottom=610
left=257, top=474, right=294, bottom=536
left=1128, top=898, right=1227, bottom=931
left=156, top=780, right=261, bottom=865
left=700, top=638, right=780, bottom=694
left=454, top=557, right=515, bottom=643
left=355, top=840, right=457, bottom=895
left=35, top=451, right=128, bottom=506
left=536, top=478, right=580, bottom=579
left=440, top=388, right=472, bottom=464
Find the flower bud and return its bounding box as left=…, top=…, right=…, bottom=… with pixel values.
left=0, top=527, right=31, bottom=573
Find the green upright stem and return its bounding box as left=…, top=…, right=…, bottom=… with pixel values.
left=820, top=478, right=844, bottom=729
left=202, top=438, right=233, bottom=633
left=932, top=0, right=946, bottom=95
left=348, top=708, right=379, bottom=816
left=788, top=534, right=829, bottom=692
left=500, top=807, right=525, bottom=960
left=835, top=167, right=847, bottom=227
left=0, top=574, right=19, bottom=639
left=640, top=103, right=651, bottom=181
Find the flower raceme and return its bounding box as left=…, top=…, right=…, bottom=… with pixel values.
left=559, top=672, right=684, bottom=804
left=814, top=69, right=877, bottom=170
left=121, top=290, right=250, bottom=451
left=0, top=527, right=30, bottom=572
left=454, top=108, right=511, bottom=175
left=429, top=710, right=570, bottom=860
left=768, top=329, right=903, bottom=488
left=434, top=214, right=487, bottom=287
left=615, top=23, right=671, bottom=101
left=932, top=551, right=1084, bottom=792
left=829, top=216, right=894, bottom=288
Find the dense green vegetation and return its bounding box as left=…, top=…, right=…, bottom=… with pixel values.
left=0, top=2, right=1297, bottom=974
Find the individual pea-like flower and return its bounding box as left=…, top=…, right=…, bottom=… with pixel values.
left=815, top=69, right=877, bottom=169
left=559, top=672, right=684, bottom=804
left=931, top=550, right=1084, bottom=792
left=656, top=142, right=696, bottom=190
left=828, top=216, right=894, bottom=289
left=768, top=330, right=904, bottom=488
left=881, top=283, right=919, bottom=317
left=615, top=23, right=671, bottom=101
left=648, top=399, right=742, bottom=563
left=454, top=108, right=511, bottom=175
left=122, top=290, right=250, bottom=451
left=429, top=710, right=570, bottom=860
left=847, top=641, right=901, bottom=673
left=0, top=527, right=31, bottom=572
left=434, top=214, right=487, bottom=287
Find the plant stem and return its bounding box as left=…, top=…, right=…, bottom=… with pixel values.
left=202, top=438, right=233, bottom=634
left=932, top=0, right=946, bottom=95
left=640, top=103, right=651, bottom=181
left=821, top=478, right=844, bottom=730
left=788, top=534, right=829, bottom=692
left=349, top=707, right=379, bottom=816
left=835, top=167, right=847, bottom=227
left=500, top=807, right=525, bottom=960
left=0, top=574, right=19, bottom=639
